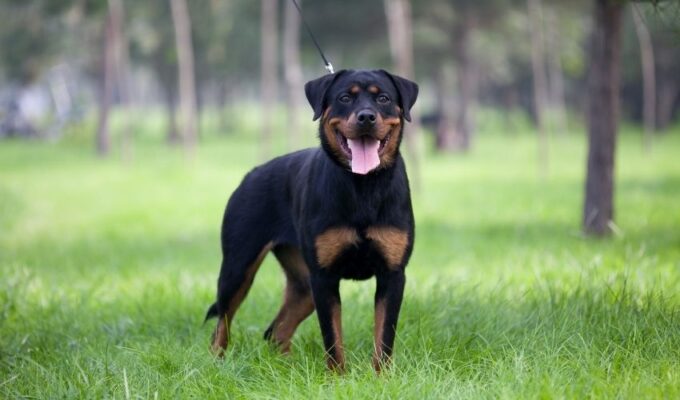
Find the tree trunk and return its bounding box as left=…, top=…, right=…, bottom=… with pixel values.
left=217, top=80, right=229, bottom=132
left=96, top=6, right=115, bottom=157
left=631, top=5, right=655, bottom=150
left=435, top=66, right=457, bottom=151
left=108, top=0, right=133, bottom=161
left=528, top=0, right=549, bottom=172
left=545, top=7, right=567, bottom=135
left=384, top=0, right=421, bottom=185
left=261, top=0, right=278, bottom=160
left=164, top=84, right=180, bottom=144
left=583, top=0, right=623, bottom=236
left=170, top=0, right=198, bottom=158
left=656, top=80, right=679, bottom=130
left=284, top=0, right=303, bottom=150
left=450, top=15, right=476, bottom=152
left=156, top=61, right=180, bottom=144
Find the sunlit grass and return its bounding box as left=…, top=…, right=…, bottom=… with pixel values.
left=1, top=118, right=679, bottom=398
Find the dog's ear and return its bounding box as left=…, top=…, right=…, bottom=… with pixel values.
left=380, top=70, right=419, bottom=122
left=304, top=70, right=346, bottom=121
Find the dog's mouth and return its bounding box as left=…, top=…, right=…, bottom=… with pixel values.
left=335, top=130, right=391, bottom=175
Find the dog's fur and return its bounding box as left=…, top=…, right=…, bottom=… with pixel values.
left=205, top=69, right=418, bottom=372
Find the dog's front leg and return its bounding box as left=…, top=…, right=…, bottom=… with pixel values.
left=310, top=271, right=345, bottom=372
left=373, top=269, right=405, bottom=373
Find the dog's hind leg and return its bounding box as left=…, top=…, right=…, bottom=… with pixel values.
left=211, top=241, right=273, bottom=356
left=263, top=244, right=314, bottom=353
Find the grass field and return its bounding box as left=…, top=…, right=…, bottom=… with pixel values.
left=1, top=119, right=679, bottom=398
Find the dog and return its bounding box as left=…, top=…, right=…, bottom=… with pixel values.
left=205, top=69, right=418, bottom=372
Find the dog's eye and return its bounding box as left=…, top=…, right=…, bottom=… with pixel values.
left=377, top=94, right=390, bottom=104
left=338, top=94, right=352, bottom=104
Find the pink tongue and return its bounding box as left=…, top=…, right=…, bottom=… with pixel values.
left=347, top=137, right=380, bottom=175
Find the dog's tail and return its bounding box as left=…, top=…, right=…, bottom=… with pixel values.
left=204, top=302, right=219, bottom=322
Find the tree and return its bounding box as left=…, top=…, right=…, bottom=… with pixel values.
left=108, top=0, right=133, bottom=160
left=188, top=0, right=241, bottom=131
left=128, top=2, right=180, bottom=144
left=283, top=0, right=304, bottom=150
left=96, top=1, right=116, bottom=156
left=384, top=0, right=422, bottom=185
left=451, top=8, right=479, bottom=151
left=415, top=0, right=512, bottom=152
left=631, top=4, right=656, bottom=149
left=527, top=0, right=550, bottom=171
left=260, top=0, right=278, bottom=160
left=544, top=5, right=568, bottom=135
left=170, top=0, right=198, bottom=157
left=583, top=0, right=624, bottom=236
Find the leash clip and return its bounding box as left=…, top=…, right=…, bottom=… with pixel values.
left=290, top=0, right=335, bottom=75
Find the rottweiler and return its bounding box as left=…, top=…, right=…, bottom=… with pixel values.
left=205, top=69, right=418, bottom=372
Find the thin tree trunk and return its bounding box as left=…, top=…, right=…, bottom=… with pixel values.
left=384, top=0, right=421, bottom=185
left=454, top=20, right=475, bottom=151
left=435, top=66, right=457, bottom=151
left=157, top=63, right=180, bottom=144
left=170, top=0, right=198, bottom=158
left=631, top=4, right=655, bottom=150
left=261, top=0, right=278, bottom=160
left=284, top=0, right=303, bottom=150
left=217, top=80, right=229, bottom=132
left=545, top=7, right=567, bottom=135
left=528, top=0, right=549, bottom=172
left=96, top=7, right=115, bottom=157
left=583, top=0, right=623, bottom=236
left=108, top=0, right=133, bottom=162
left=449, top=14, right=476, bottom=152
left=657, top=80, right=679, bottom=130
left=164, top=85, right=180, bottom=144
left=502, top=87, right=519, bottom=133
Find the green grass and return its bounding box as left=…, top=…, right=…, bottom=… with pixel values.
left=1, top=118, right=680, bottom=398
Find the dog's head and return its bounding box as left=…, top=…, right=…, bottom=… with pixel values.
left=305, top=69, right=418, bottom=175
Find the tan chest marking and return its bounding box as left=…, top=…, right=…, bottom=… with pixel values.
left=315, top=227, right=360, bottom=268
left=366, top=226, right=409, bottom=270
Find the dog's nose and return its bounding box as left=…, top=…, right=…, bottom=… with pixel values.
left=356, top=109, right=377, bottom=127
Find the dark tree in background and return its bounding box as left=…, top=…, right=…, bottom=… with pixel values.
left=385, top=0, right=422, bottom=185
left=261, top=0, right=278, bottom=160
left=437, top=5, right=478, bottom=152
left=545, top=6, right=568, bottom=135
left=109, top=0, right=133, bottom=160
left=96, top=1, right=116, bottom=157
left=132, top=2, right=182, bottom=145
left=583, top=0, right=624, bottom=236
left=170, top=0, right=198, bottom=157
left=528, top=0, right=550, bottom=171
left=420, top=0, right=513, bottom=153
left=283, top=0, right=304, bottom=150
left=631, top=4, right=656, bottom=150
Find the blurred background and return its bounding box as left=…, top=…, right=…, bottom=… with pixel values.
left=1, top=0, right=678, bottom=150
left=1, top=0, right=679, bottom=234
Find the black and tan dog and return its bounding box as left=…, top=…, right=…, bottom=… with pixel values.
left=205, top=69, right=418, bottom=372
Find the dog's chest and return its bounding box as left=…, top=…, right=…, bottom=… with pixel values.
left=314, top=226, right=409, bottom=279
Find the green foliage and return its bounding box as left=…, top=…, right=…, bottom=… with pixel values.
left=1, top=0, right=679, bottom=125
left=1, top=120, right=679, bottom=398
left=0, top=2, right=56, bottom=83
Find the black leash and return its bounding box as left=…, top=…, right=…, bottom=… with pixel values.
left=290, top=0, right=334, bottom=74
